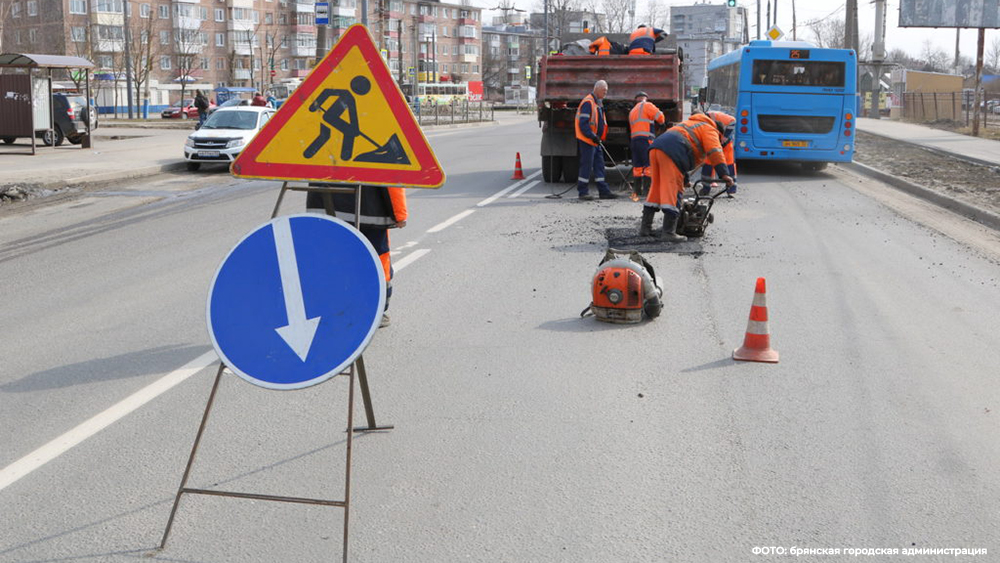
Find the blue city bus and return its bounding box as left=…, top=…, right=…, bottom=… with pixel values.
left=705, top=40, right=858, bottom=170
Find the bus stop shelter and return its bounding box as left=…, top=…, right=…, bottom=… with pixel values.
left=0, top=53, right=95, bottom=154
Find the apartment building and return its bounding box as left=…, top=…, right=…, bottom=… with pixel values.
left=481, top=21, right=541, bottom=100
left=1, top=0, right=481, bottom=109
left=669, top=3, right=747, bottom=93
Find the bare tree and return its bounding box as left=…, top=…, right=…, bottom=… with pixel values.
left=173, top=20, right=206, bottom=108
left=986, top=35, right=1000, bottom=74
left=919, top=39, right=950, bottom=73
left=644, top=0, right=668, bottom=31
left=0, top=0, right=15, bottom=53
left=602, top=0, right=632, bottom=33
left=127, top=15, right=161, bottom=115
left=259, top=22, right=283, bottom=93
left=807, top=17, right=871, bottom=60
left=533, top=0, right=581, bottom=49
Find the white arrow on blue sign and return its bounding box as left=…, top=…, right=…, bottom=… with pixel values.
left=207, top=214, right=386, bottom=390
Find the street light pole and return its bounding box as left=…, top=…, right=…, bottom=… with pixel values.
left=123, top=0, right=135, bottom=119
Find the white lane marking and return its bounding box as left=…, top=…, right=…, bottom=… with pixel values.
left=272, top=218, right=320, bottom=362
left=477, top=170, right=542, bottom=207
left=394, top=248, right=431, bottom=271
left=427, top=209, right=475, bottom=233
left=508, top=179, right=541, bottom=198
left=0, top=350, right=218, bottom=493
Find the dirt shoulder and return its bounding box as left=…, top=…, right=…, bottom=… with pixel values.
left=853, top=131, right=1000, bottom=218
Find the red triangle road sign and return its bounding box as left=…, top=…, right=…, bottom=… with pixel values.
left=231, top=24, right=445, bottom=188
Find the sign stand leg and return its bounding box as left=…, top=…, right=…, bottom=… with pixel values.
left=270, top=182, right=290, bottom=219
left=353, top=355, right=393, bottom=432
left=158, top=362, right=357, bottom=562
left=160, top=362, right=227, bottom=549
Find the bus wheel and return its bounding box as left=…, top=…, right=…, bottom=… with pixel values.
left=542, top=155, right=563, bottom=183
left=802, top=162, right=828, bottom=172
left=561, top=156, right=579, bottom=183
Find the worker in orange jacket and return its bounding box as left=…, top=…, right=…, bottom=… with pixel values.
left=628, top=24, right=668, bottom=55
left=640, top=112, right=734, bottom=241
left=699, top=111, right=738, bottom=195
left=306, top=185, right=407, bottom=327
left=628, top=91, right=666, bottom=196
left=574, top=80, right=617, bottom=200
left=588, top=36, right=612, bottom=56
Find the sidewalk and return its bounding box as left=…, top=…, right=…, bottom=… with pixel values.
left=856, top=118, right=1000, bottom=168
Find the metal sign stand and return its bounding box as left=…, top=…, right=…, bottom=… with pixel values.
left=159, top=183, right=393, bottom=562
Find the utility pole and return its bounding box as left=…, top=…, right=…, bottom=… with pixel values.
left=791, top=0, right=796, bottom=40
left=766, top=0, right=770, bottom=30
left=954, top=29, right=961, bottom=72
left=756, top=0, right=761, bottom=39
left=870, top=0, right=885, bottom=119
left=844, top=0, right=859, bottom=53
left=316, top=17, right=328, bottom=60
left=973, top=28, right=985, bottom=137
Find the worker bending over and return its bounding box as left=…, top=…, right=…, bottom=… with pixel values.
left=628, top=24, right=668, bottom=55
left=699, top=111, right=738, bottom=195
left=640, top=112, right=734, bottom=241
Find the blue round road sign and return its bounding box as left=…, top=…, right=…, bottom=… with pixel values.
left=207, top=214, right=386, bottom=390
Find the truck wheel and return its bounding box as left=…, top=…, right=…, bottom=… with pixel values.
left=541, top=155, right=563, bottom=183
left=561, top=156, right=579, bottom=183
left=2, top=137, right=15, bottom=144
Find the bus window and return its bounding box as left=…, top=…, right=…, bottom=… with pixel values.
left=751, top=60, right=845, bottom=87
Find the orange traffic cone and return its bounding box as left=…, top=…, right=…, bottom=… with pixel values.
left=733, top=277, right=779, bottom=363
left=511, top=152, right=526, bottom=180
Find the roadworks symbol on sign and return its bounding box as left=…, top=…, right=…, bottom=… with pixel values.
left=231, top=24, right=445, bottom=188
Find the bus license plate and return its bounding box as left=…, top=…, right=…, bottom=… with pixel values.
left=198, top=150, right=220, bottom=157
left=782, top=140, right=809, bottom=148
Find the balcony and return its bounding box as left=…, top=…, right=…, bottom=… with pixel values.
left=174, top=15, right=201, bottom=29
left=332, top=5, right=355, bottom=16
left=94, top=39, right=123, bottom=53
left=234, top=69, right=251, bottom=80
left=459, top=17, right=475, bottom=25
left=459, top=35, right=477, bottom=42
left=293, top=69, right=310, bottom=77
left=463, top=54, right=478, bottom=63
left=292, top=45, right=314, bottom=57
left=232, top=44, right=252, bottom=55
left=227, top=0, right=253, bottom=7
left=294, top=24, right=315, bottom=33
left=418, top=14, right=434, bottom=22
left=294, top=2, right=313, bottom=12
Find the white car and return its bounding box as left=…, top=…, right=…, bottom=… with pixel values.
left=183, top=106, right=274, bottom=171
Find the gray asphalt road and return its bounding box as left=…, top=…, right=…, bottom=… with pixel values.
left=1, top=115, right=998, bottom=562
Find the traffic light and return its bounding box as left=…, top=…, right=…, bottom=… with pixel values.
left=727, top=0, right=736, bottom=6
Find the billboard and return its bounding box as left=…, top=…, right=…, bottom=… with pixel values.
left=899, top=0, right=1000, bottom=28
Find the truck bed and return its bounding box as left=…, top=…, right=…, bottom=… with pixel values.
left=538, top=54, right=683, bottom=107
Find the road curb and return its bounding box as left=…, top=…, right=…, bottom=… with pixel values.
left=842, top=161, right=1000, bottom=232
left=858, top=128, right=1000, bottom=169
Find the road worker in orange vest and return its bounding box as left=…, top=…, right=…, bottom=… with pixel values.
left=699, top=111, right=738, bottom=195
left=628, top=91, right=666, bottom=196
left=588, top=36, right=612, bottom=56
left=628, top=24, right=668, bottom=55
left=640, top=112, right=734, bottom=241
left=575, top=80, right=617, bottom=200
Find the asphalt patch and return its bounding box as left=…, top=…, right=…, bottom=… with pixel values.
left=605, top=226, right=704, bottom=254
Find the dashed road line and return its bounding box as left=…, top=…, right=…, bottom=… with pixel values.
left=508, top=179, right=541, bottom=198
left=427, top=209, right=476, bottom=233
left=477, top=170, right=541, bottom=207
left=394, top=248, right=431, bottom=271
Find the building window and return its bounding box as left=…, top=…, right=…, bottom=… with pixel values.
left=140, top=30, right=148, bottom=43
left=281, top=35, right=288, bottom=48
left=97, top=24, right=124, bottom=41
left=11, top=2, right=20, bottom=17
left=160, top=30, right=170, bottom=44
left=27, top=0, right=37, bottom=16
left=442, top=26, right=448, bottom=37
left=97, top=54, right=113, bottom=68
left=294, top=58, right=307, bottom=70
left=217, top=58, right=226, bottom=69
left=215, top=8, right=224, bottom=20
left=473, top=64, right=478, bottom=73
left=28, top=28, right=37, bottom=43
left=71, top=26, right=87, bottom=42
left=215, top=32, right=225, bottom=46
left=201, top=57, right=210, bottom=70
left=265, top=12, right=273, bottom=24
left=452, top=45, right=458, bottom=55
left=158, top=4, right=168, bottom=18
left=14, top=30, right=20, bottom=44
left=95, top=0, right=123, bottom=13
left=452, top=8, right=457, bottom=18
left=200, top=7, right=207, bottom=19
left=280, top=58, right=288, bottom=70
left=139, top=3, right=150, bottom=17
left=462, top=63, right=469, bottom=73
left=69, top=0, right=87, bottom=13
left=252, top=10, right=259, bottom=23
left=278, top=12, right=287, bottom=24
left=160, top=55, right=171, bottom=69
left=460, top=25, right=476, bottom=38
left=409, top=4, right=414, bottom=14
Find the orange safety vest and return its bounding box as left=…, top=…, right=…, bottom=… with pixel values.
left=628, top=100, right=665, bottom=139
left=630, top=26, right=656, bottom=42
left=575, top=93, right=606, bottom=146
left=588, top=36, right=611, bottom=56
left=668, top=114, right=727, bottom=169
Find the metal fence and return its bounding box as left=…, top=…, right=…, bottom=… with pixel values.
left=411, top=100, right=495, bottom=127
left=901, top=91, right=1000, bottom=128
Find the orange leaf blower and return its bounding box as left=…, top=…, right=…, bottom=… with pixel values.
left=581, top=249, right=663, bottom=323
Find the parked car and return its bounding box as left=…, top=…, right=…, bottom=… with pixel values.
left=183, top=106, right=274, bottom=170
left=0, top=93, right=91, bottom=146
left=207, top=97, right=252, bottom=114
left=162, top=98, right=215, bottom=119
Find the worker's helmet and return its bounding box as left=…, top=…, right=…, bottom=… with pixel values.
left=634, top=91, right=649, bottom=100
left=707, top=111, right=737, bottom=143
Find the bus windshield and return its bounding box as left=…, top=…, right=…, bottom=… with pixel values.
left=751, top=60, right=845, bottom=87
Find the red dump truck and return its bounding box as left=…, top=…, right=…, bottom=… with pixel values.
left=537, top=34, right=684, bottom=183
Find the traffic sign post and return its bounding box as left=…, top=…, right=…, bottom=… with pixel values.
left=315, top=1, right=329, bottom=25
left=161, top=205, right=394, bottom=562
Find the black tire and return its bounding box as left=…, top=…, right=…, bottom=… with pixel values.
left=42, top=127, right=64, bottom=147
left=186, top=161, right=201, bottom=171
left=541, top=155, right=564, bottom=183
left=1, top=137, right=15, bottom=144
left=677, top=210, right=689, bottom=234
left=68, top=135, right=83, bottom=145
left=707, top=212, right=714, bottom=224
left=561, top=155, right=579, bottom=183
